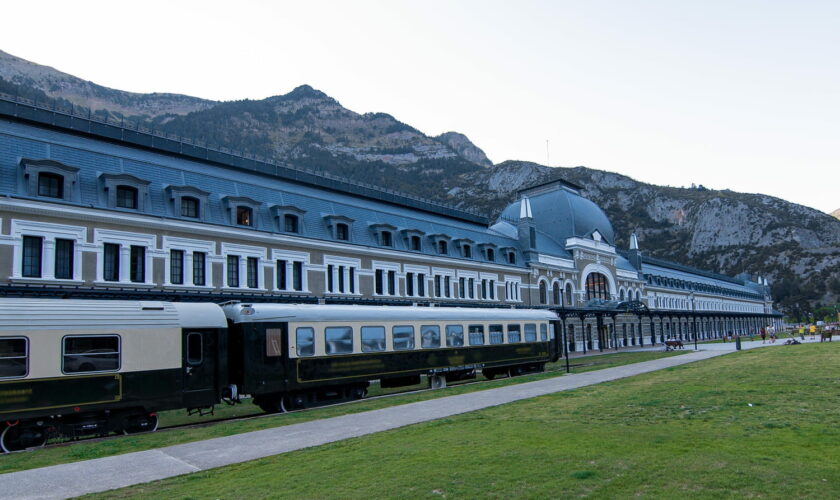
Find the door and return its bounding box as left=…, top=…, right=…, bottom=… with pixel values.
left=182, top=329, right=218, bottom=408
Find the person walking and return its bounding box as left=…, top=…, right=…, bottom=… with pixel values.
left=760, top=327, right=767, bottom=344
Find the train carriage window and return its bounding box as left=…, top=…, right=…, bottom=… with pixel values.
left=445, top=325, right=464, bottom=347
left=63, top=335, right=120, bottom=373
left=525, top=324, right=537, bottom=342
left=325, top=327, right=353, bottom=354
left=0, top=337, right=28, bottom=379
left=361, top=326, right=386, bottom=352
left=392, top=326, right=415, bottom=350
left=266, top=328, right=283, bottom=357
left=296, top=327, right=315, bottom=357
left=421, top=325, right=441, bottom=348
left=489, top=324, right=504, bottom=344
left=540, top=324, right=548, bottom=341
left=507, top=324, right=521, bottom=343
left=187, top=332, right=203, bottom=364
left=468, top=325, right=485, bottom=346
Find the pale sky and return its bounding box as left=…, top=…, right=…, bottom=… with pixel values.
left=1, top=0, right=838, bottom=213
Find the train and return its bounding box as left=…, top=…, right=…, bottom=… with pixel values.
left=0, top=298, right=559, bottom=452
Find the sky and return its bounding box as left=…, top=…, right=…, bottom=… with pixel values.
left=1, top=0, right=838, bottom=213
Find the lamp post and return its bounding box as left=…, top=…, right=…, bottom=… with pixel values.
left=691, top=292, right=698, bottom=350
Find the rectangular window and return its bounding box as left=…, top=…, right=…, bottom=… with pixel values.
left=63, top=335, right=120, bottom=373
left=193, top=252, right=206, bottom=286
left=417, top=273, right=425, bottom=297
left=468, top=324, right=485, bottom=346
left=459, top=277, right=466, bottom=299
left=187, top=332, right=203, bottom=365
left=21, top=235, right=43, bottom=278
left=446, top=325, right=464, bottom=347
left=266, top=328, right=283, bottom=357
left=38, top=173, right=63, bottom=198
left=0, top=337, right=28, bottom=379
left=327, top=264, right=335, bottom=293
left=325, top=326, right=353, bottom=354
left=445, top=276, right=451, bottom=298
left=541, top=324, right=548, bottom=341
left=284, top=214, right=299, bottom=233
left=338, top=265, right=345, bottom=293
left=227, top=255, right=240, bottom=287
left=421, top=325, right=441, bottom=348
left=481, top=279, right=487, bottom=300
left=296, top=327, right=315, bottom=357
left=387, top=270, right=396, bottom=295
left=247, top=257, right=259, bottom=288
left=525, top=324, right=538, bottom=342
left=236, top=206, right=253, bottom=226
left=103, top=243, right=120, bottom=282
left=489, top=280, right=495, bottom=300
left=392, top=325, right=415, bottom=350
left=54, top=238, right=74, bottom=280
left=406, top=272, right=414, bottom=296
left=361, top=326, right=386, bottom=352
left=381, top=231, right=392, bottom=247
left=294, top=262, right=304, bottom=291
left=116, top=186, right=138, bottom=209
left=129, top=246, right=145, bottom=283
left=489, top=324, right=504, bottom=344
left=277, top=259, right=287, bottom=290
left=181, top=197, right=199, bottom=218
left=348, top=267, right=355, bottom=294
left=336, top=223, right=349, bottom=241
left=375, top=269, right=384, bottom=295
left=434, top=275, right=441, bottom=297
left=468, top=278, right=475, bottom=299
left=507, top=324, right=521, bottom=343
left=170, top=249, right=184, bottom=285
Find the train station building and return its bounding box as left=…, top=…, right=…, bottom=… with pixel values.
left=0, top=94, right=782, bottom=351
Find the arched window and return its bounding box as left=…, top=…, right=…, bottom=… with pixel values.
left=619, top=289, right=625, bottom=301
left=552, top=282, right=561, bottom=305
left=585, top=272, right=609, bottom=301
left=539, top=281, right=547, bottom=304
left=565, top=283, right=573, bottom=306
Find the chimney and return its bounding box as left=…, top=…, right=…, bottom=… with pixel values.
left=517, top=197, right=538, bottom=262
left=627, top=232, right=642, bottom=270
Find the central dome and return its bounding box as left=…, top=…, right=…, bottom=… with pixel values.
left=496, top=180, right=615, bottom=247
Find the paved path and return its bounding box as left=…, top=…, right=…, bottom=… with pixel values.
left=0, top=340, right=813, bottom=499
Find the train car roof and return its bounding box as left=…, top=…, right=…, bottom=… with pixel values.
left=0, top=299, right=226, bottom=331
left=222, top=303, right=557, bottom=323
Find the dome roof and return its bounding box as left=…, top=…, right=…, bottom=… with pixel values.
left=497, top=183, right=615, bottom=248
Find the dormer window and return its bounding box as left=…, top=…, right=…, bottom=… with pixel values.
left=272, top=205, right=306, bottom=235
left=336, top=223, right=349, bottom=240
left=438, top=240, right=448, bottom=254
left=428, top=234, right=452, bottom=256
left=486, top=248, right=495, bottom=261
left=116, top=186, right=138, bottom=209
left=455, top=238, right=475, bottom=259
left=463, top=245, right=472, bottom=258
left=371, top=223, right=397, bottom=248
left=479, top=243, right=498, bottom=262
left=22, top=158, right=80, bottom=202
left=223, top=195, right=261, bottom=228
left=410, top=235, right=421, bottom=251
left=38, top=173, right=63, bottom=198
left=324, top=215, right=355, bottom=242
left=101, top=173, right=150, bottom=212
left=381, top=231, right=393, bottom=247
left=237, top=206, right=253, bottom=226
left=401, top=229, right=425, bottom=252
left=284, top=214, right=299, bottom=233
left=181, top=197, right=200, bottom=218
left=508, top=252, right=516, bottom=264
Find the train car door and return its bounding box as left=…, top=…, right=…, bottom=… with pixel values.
left=182, top=329, right=218, bottom=408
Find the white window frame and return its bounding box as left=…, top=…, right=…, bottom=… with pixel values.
left=221, top=242, right=267, bottom=291
left=404, top=264, right=431, bottom=298
left=10, top=220, right=87, bottom=282
left=92, top=229, right=156, bottom=285
left=272, top=249, right=311, bottom=293
left=372, top=260, right=401, bottom=297
left=161, top=236, right=216, bottom=289
left=324, top=255, right=361, bottom=296
left=505, top=275, right=523, bottom=302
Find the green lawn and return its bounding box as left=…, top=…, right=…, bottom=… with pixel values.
left=0, top=350, right=684, bottom=474
left=89, top=343, right=840, bottom=499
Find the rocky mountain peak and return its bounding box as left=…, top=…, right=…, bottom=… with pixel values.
left=832, top=208, right=840, bottom=220
left=434, top=132, right=493, bottom=168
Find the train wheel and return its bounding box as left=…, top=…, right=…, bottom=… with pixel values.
left=258, top=396, right=291, bottom=414
left=123, top=413, right=159, bottom=435
left=1, top=423, right=47, bottom=453
left=482, top=370, right=496, bottom=380
left=350, top=386, right=367, bottom=400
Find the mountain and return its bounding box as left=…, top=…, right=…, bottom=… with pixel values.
left=2, top=50, right=838, bottom=316
left=832, top=209, right=840, bottom=220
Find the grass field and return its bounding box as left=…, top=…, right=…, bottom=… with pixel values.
left=89, top=343, right=840, bottom=499
left=0, top=350, right=683, bottom=474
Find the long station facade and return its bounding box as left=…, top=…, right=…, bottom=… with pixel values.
left=0, top=95, right=781, bottom=352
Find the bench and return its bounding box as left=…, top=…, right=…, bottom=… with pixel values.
left=664, top=339, right=684, bottom=351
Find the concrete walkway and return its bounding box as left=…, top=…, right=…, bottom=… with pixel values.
left=0, top=340, right=812, bottom=500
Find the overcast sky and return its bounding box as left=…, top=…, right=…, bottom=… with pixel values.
left=1, top=0, right=838, bottom=213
